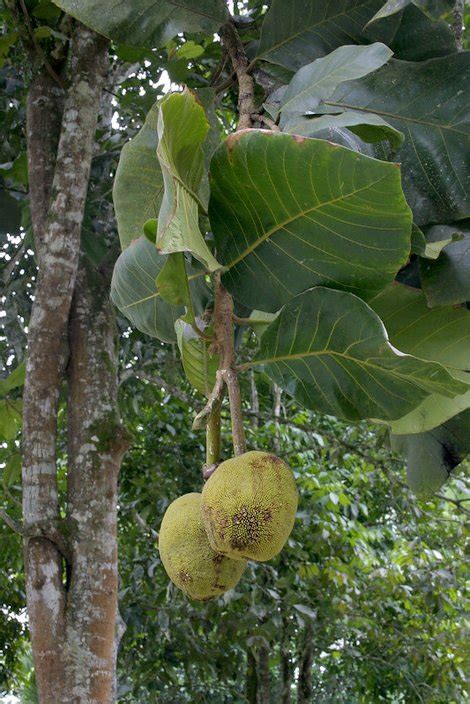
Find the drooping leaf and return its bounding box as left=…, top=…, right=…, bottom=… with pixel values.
left=320, top=53, right=470, bottom=226
left=175, top=320, right=218, bottom=397
left=156, top=90, right=219, bottom=272
left=51, top=0, right=228, bottom=48
left=278, top=43, right=393, bottom=129
left=282, top=112, right=404, bottom=150
left=251, top=287, right=467, bottom=422
left=391, top=410, right=470, bottom=498
left=419, top=221, right=470, bottom=307
left=368, top=0, right=455, bottom=24
left=110, top=236, right=207, bottom=343
left=2, top=453, right=22, bottom=488
left=209, top=130, right=412, bottom=313
left=113, top=101, right=162, bottom=250
left=156, top=253, right=192, bottom=309
left=369, top=282, right=470, bottom=433
left=256, top=0, right=401, bottom=71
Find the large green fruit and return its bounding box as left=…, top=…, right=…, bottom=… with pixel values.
left=158, top=492, right=246, bottom=600
left=201, top=451, right=298, bottom=561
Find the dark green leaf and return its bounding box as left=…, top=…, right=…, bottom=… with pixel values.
left=0, top=190, right=22, bottom=235
left=51, top=0, right=228, bottom=48
left=257, top=0, right=400, bottom=71
left=252, top=287, right=467, bottom=422
left=419, top=222, right=470, bottom=307
left=209, top=130, right=412, bottom=313
left=368, top=0, right=454, bottom=24
left=0, top=362, right=25, bottom=397
left=321, top=53, right=470, bottom=226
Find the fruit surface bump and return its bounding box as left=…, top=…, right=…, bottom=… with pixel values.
left=158, top=492, right=246, bottom=600
left=201, top=451, right=298, bottom=561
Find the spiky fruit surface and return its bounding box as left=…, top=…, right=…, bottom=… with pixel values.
left=158, top=492, right=246, bottom=600
left=201, top=451, right=298, bottom=561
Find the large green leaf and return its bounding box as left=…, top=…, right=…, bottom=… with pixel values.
left=256, top=0, right=401, bottom=71
left=51, top=0, right=228, bottom=48
left=209, top=130, right=412, bottom=313
left=321, top=53, right=470, bottom=226
left=369, top=282, right=470, bottom=433
left=0, top=189, right=22, bottom=235
left=110, top=236, right=207, bottom=343
left=278, top=43, right=393, bottom=129
left=419, top=222, right=470, bottom=307
left=156, top=90, right=219, bottom=272
left=113, top=101, right=161, bottom=250
left=0, top=399, right=22, bottom=440
left=175, top=320, right=219, bottom=397
left=250, top=287, right=467, bottom=422
left=391, top=410, right=470, bottom=498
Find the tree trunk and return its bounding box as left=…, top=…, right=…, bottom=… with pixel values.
left=246, top=649, right=257, bottom=704
left=66, top=256, right=129, bottom=701
left=297, top=623, right=314, bottom=704
left=280, top=613, right=292, bottom=704
left=21, top=21, right=118, bottom=702
left=256, top=645, right=270, bottom=704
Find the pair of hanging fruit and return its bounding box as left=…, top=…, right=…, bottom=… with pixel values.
left=158, top=451, right=298, bottom=600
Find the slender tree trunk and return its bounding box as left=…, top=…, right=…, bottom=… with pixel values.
left=280, top=613, right=292, bottom=704
left=21, top=21, right=119, bottom=702
left=66, top=257, right=129, bottom=701
left=256, top=645, right=270, bottom=704
left=297, top=623, right=314, bottom=704
left=246, top=649, right=257, bottom=704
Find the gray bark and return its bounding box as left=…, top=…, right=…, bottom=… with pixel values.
left=22, top=21, right=113, bottom=702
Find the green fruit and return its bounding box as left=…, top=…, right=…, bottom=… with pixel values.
left=158, top=492, right=246, bottom=600
left=201, top=451, right=298, bottom=562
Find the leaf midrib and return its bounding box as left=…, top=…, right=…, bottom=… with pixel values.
left=252, top=348, right=460, bottom=394
left=323, top=101, right=468, bottom=134
left=257, top=0, right=373, bottom=60
left=225, top=174, right=390, bottom=269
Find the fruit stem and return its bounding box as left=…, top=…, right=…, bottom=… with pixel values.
left=206, top=399, right=221, bottom=465
left=213, top=272, right=246, bottom=456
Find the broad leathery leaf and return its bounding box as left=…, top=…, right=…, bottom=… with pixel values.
left=321, top=54, right=470, bottom=226
left=51, top=0, right=228, bottom=48
left=282, top=112, right=403, bottom=150
left=175, top=320, right=219, bottom=397
left=419, top=221, right=470, bottom=307
left=0, top=189, right=22, bottom=235
left=256, top=0, right=401, bottom=71
left=113, top=101, right=162, bottom=250
left=156, top=252, right=194, bottom=321
left=391, top=409, right=470, bottom=498
left=367, top=0, right=454, bottom=25
left=369, top=282, right=470, bottom=433
left=110, top=236, right=208, bottom=343
left=279, top=43, right=393, bottom=128
left=209, top=130, right=412, bottom=313
left=388, top=4, right=456, bottom=62
left=0, top=362, right=25, bottom=397
left=251, top=287, right=468, bottom=423
left=156, top=90, right=220, bottom=272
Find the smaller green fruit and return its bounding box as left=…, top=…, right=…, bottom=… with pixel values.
left=158, top=492, right=246, bottom=600
left=201, top=451, right=298, bottom=561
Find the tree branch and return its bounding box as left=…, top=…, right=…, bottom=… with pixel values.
left=0, top=508, right=23, bottom=535
left=219, top=22, right=256, bottom=130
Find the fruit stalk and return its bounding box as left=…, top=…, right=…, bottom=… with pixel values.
left=213, top=272, right=246, bottom=456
